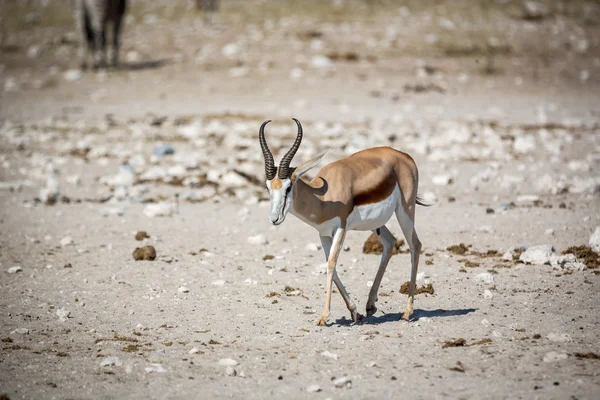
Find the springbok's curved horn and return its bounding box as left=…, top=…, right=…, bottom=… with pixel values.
left=259, top=120, right=276, bottom=180
left=278, top=118, right=303, bottom=179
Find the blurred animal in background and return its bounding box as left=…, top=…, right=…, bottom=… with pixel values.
left=76, top=0, right=128, bottom=69
left=195, top=0, right=220, bottom=12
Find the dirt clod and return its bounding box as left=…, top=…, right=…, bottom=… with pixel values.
left=363, top=233, right=406, bottom=255
left=135, top=231, right=150, bottom=241
left=562, top=246, right=599, bottom=269
left=399, top=282, right=434, bottom=295
left=133, top=246, right=157, bottom=261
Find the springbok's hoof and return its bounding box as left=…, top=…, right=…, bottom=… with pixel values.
left=366, top=305, right=377, bottom=317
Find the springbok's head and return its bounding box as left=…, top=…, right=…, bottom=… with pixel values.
left=259, top=118, right=326, bottom=225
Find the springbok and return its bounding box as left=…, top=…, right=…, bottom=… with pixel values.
left=260, top=119, right=428, bottom=326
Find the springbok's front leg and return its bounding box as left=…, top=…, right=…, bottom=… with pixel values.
left=320, top=236, right=363, bottom=323
left=317, top=227, right=346, bottom=326
left=365, top=226, right=396, bottom=317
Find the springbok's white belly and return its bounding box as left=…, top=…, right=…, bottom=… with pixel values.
left=347, top=184, right=400, bottom=231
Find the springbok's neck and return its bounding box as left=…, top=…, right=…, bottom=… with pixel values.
left=290, top=177, right=339, bottom=229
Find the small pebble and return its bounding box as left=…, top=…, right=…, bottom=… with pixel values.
left=321, top=350, right=339, bottom=360
left=178, top=286, right=190, bottom=293
left=306, top=384, right=321, bottom=393
left=145, top=363, right=167, bottom=373
left=247, top=234, right=268, bottom=245
left=60, top=236, right=74, bottom=246
left=305, top=243, right=321, bottom=251
left=7, top=266, right=22, bottom=274
left=100, top=357, right=122, bottom=367
left=333, top=376, right=352, bottom=389
left=218, top=358, right=238, bottom=367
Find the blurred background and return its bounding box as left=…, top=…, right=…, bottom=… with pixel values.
left=1, top=0, right=599, bottom=122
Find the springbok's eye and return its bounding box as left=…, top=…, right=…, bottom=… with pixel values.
left=286, top=186, right=292, bottom=194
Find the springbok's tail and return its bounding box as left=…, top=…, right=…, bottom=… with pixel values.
left=416, top=195, right=432, bottom=207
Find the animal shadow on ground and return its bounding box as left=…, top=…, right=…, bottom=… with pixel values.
left=333, top=308, right=477, bottom=326
left=120, top=58, right=169, bottom=71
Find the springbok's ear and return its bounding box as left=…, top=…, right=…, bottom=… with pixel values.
left=291, top=151, right=328, bottom=181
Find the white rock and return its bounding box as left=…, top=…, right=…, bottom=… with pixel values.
left=64, top=69, right=82, bottom=81
left=221, top=43, right=239, bottom=58
left=178, top=286, right=190, bottom=293
left=7, top=266, right=22, bottom=274
left=143, top=202, right=177, bottom=218
left=432, top=175, right=452, bottom=186
left=225, top=366, right=237, bottom=376
left=478, top=225, right=495, bottom=234
left=483, top=289, right=494, bottom=299
left=519, top=244, right=553, bottom=265
left=305, top=243, right=321, bottom=252
left=247, top=234, right=267, bottom=245
left=177, top=119, right=203, bottom=139
left=417, top=272, right=429, bottom=280
left=543, top=351, right=567, bottom=363
left=211, top=280, right=226, bottom=286
left=333, top=376, right=352, bottom=389
left=589, top=226, right=600, bottom=252
left=513, top=135, right=536, bottom=154
left=546, top=333, right=572, bottom=342
left=420, top=191, right=438, bottom=204
left=516, top=194, right=540, bottom=204
left=321, top=351, right=339, bottom=360
left=56, top=307, right=70, bottom=322
left=523, top=1, right=548, bottom=19
left=549, top=254, right=586, bottom=271
left=100, top=356, right=122, bottom=367
left=221, top=171, right=247, bottom=188
left=4, top=77, right=18, bottom=92
left=60, top=236, right=74, bottom=246
left=311, top=55, right=333, bottom=69
left=40, top=173, right=60, bottom=205
left=502, top=249, right=514, bottom=261
left=474, top=273, right=494, bottom=283
left=11, top=328, right=29, bottom=334
left=145, top=363, right=167, bottom=373
left=312, top=262, right=328, bottom=276
left=189, top=347, right=201, bottom=354
left=101, top=164, right=135, bottom=187
left=544, top=229, right=554, bottom=236
left=218, top=358, right=238, bottom=367
left=306, top=384, right=321, bottom=393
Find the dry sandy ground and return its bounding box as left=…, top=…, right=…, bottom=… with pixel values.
left=1, top=1, right=600, bottom=399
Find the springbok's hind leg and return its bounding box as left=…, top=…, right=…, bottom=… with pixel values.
left=396, top=203, right=422, bottom=321
left=365, top=226, right=395, bottom=317
left=320, top=235, right=362, bottom=323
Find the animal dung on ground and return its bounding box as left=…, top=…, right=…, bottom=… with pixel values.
left=133, top=246, right=157, bottom=261
left=399, top=282, right=434, bottom=295
left=135, top=231, right=150, bottom=241
left=442, top=338, right=466, bottom=348
left=362, top=233, right=406, bottom=255
left=573, top=352, right=600, bottom=359
left=447, top=243, right=470, bottom=255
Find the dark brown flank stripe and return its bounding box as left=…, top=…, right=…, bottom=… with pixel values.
left=353, top=176, right=396, bottom=206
